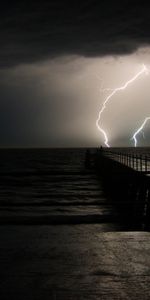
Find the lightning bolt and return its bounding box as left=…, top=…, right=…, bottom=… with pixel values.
left=96, top=64, right=149, bottom=147
left=142, top=130, right=145, bottom=139
left=132, top=117, right=150, bottom=147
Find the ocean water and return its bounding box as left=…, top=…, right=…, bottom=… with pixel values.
left=1, top=148, right=150, bottom=299
left=0, top=148, right=112, bottom=224
left=0, top=147, right=149, bottom=225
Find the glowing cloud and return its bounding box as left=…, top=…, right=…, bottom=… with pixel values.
left=96, top=64, right=149, bottom=147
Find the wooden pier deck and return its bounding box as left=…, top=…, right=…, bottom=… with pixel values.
left=0, top=148, right=150, bottom=299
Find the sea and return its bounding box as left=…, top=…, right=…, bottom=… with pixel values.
left=0, top=147, right=149, bottom=225
left=0, top=148, right=105, bottom=224
left=1, top=148, right=150, bottom=299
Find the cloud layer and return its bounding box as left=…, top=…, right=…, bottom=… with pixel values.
left=0, top=56, right=150, bottom=147
left=1, top=0, right=150, bottom=67
left=1, top=1, right=150, bottom=147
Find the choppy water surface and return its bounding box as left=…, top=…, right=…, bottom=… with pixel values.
left=0, top=148, right=112, bottom=224
left=1, top=148, right=150, bottom=300
left=0, top=147, right=149, bottom=225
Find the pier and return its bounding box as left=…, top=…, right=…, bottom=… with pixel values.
left=0, top=148, right=150, bottom=299
left=104, top=148, right=150, bottom=173
left=95, top=148, right=150, bottom=231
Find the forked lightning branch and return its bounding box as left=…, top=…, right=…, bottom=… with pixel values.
left=96, top=64, right=150, bottom=147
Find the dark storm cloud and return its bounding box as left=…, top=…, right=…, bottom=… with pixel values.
left=1, top=0, right=150, bottom=67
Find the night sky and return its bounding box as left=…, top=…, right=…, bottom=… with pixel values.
left=1, top=0, right=150, bottom=147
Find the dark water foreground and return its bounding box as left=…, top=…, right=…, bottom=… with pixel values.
left=0, top=148, right=118, bottom=226
left=0, top=148, right=150, bottom=299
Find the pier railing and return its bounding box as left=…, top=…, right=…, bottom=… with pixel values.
left=103, top=149, right=150, bottom=173
left=96, top=148, right=150, bottom=230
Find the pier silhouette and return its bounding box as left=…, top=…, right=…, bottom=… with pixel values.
left=95, top=148, right=150, bottom=230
